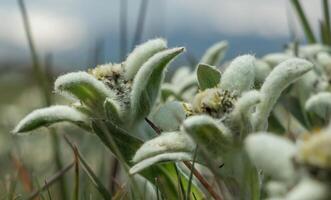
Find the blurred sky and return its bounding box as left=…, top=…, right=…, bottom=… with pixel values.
left=0, top=0, right=324, bottom=70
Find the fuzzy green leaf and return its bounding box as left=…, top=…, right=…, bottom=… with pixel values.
left=54, top=71, right=114, bottom=108
left=130, top=47, right=185, bottom=123
left=130, top=132, right=195, bottom=174
left=305, top=92, right=331, bottom=120
left=197, top=64, right=221, bottom=90
left=200, top=41, right=228, bottom=66
left=285, top=177, right=331, bottom=199
left=253, top=58, right=313, bottom=131
left=13, top=105, right=90, bottom=134
left=152, top=101, right=186, bottom=131
left=103, top=98, right=122, bottom=124
left=262, top=53, right=292, bottom=67
left=230, top=90, right=261, bottom=137
left=91, top=120, right=142, bottom=164
left=124, top=38, right=167, bottom=80
left=220, top=54, right=256, bottom=94
left=183, top=115, right=232, bottom=158
left=245, top=133, right=297, bottom=183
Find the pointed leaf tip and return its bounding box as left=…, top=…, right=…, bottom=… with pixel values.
left=130, top=47, right=185, bottom=122
left=13, top=105, right=89, bottom=134
left=54, top=71, right=114, bottom=107
left=197, top=63, right=221, bottom=90
left=200, top=41, right=228, bottom=66
left=220, top=54, right=256, bottom=94
left=253, top=58, right=313, bottom=131
left=124, top=38, right=167, bottom=80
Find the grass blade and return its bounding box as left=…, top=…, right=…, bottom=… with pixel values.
left=323, top=0, right=331, bottom=44
left=291, top=0, right=317, bottom=43
left=174, top=164, right=186, bottom=199
left=185, top=148, right=198, bottom=200
left=64, top=136, right=112, bottom=200
left=26, top=162, right=74, bottom=200
left=73, top=147, right=80, bottom=200
left=120, top=0, right=128, bottom=60
left=17, top=1, right=67, bottom=198
left=132, top=0, right=149, bottom=48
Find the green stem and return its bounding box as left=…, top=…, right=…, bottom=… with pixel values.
left=291, top=0, right=317, bottom=43
left=132, top=0, right=149, bottom=48
left=323, top=0, right=331, bottom=45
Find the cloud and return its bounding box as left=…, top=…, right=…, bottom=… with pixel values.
left=165, top=0, right=322, bottom=38
left=0, top=6, right=87, bottom=51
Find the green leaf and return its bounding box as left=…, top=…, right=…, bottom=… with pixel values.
left=245, top=133, right=297, bottom=183
left=262, top=53, right=292, bottom=68
left=273, top=104, right=308, bottom=136
left=253, top=58, right=313, bottom=131
left=13, top=105, right=90, bottom=134
left=92, top=121, right=189, bottom=199
left=151, top=101, right=186, bottom=131
left=254, top=60, right=271, bottom=86
left=305, top=92, right=331, bottom=120
left=200, top=41, right=228, bottom=66
left=104, top=98, right=122, bottom=124
left=285, top=177, right=331, bottom=199
left=160, top=84, right=182, bottom=102
left=124, top=38, right=167, bottom=80
left=91, top=120, right=142, bottom=164
left=183, top=115, right=232, bottom=158
left=130, top=152, right=192, bottom=175
left=196, top=64, right=221, bottom=90
left=230, top=90, right=261, bottom=138
left=130, top=132, right=195, bottom=174
left=130, top=47, right=185, bottom=123
left=54, top=71, right=114, bottom=108
left=220, top=55, right=256, bottom=94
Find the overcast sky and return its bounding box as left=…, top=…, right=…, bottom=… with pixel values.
left=0, top=0, right=323, bottom=69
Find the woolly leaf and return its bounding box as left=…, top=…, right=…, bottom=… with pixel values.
left=124, top=38, right=167, bottom=80
left=54, top=71, right=114, bottom=107
left=254, top=60, right=271, bottom=86
left=220, top=55, right=256, bottom=94
left=160, top=84, right=181, bottom=101
left=130, top=47, right=185, bottom=123
left=305, top=92, right=331, bottom=119
left=197, top=64, right=221, bottom=90
left=299, top=44, right=329, bottom=58
left=178, top=75, right=198, bottom=94
left=171, top=66, right=191, bottom=85
left=151, top=101, right=186, bottom=131
left=253, top=58, right=313, bottom=131
left=262, top=53, right=292, bottom=67
left=183, top=115, right=232, bottom=158
left=245, top=133, right=296, bottom=183
left=230, top=90, right=261, bottom=137
left=130, top=152, right=192, bottom=174
left=285, top=177, right=331, bottom=200
left=130, top=132, right=194, bottom=174
left=91, top=120, right=142, bottom=164
left=103, top=98, right=122, bottom=124
left=273, top=104, right=308, bottom=136
left=200, top=41, right=228, bottom=66
left=13, top=105, right=90, bottom=134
